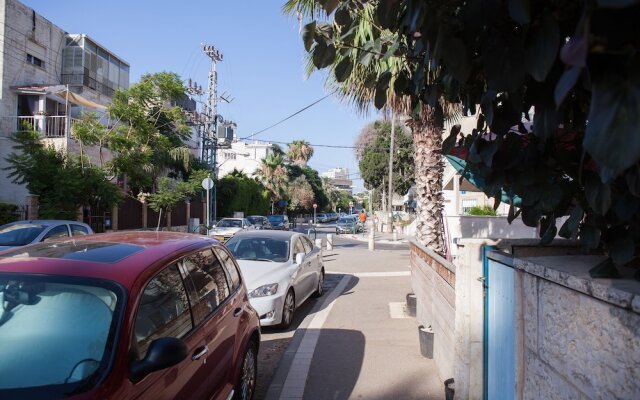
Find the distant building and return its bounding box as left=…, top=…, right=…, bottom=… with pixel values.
left=0, top=0, right=129, bottom=205
left=215, top=134, right=275, bottom=178
left=320, top=167, right=353, bottom=193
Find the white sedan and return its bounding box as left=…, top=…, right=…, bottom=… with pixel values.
left=224, top=230, right=324, bottom=328
left=208, top=217, right=253, bottom=242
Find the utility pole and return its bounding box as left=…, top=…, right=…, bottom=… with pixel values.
left=203, top=44, right=224, bottom=225
left=387, top=112, right=396, bottom=233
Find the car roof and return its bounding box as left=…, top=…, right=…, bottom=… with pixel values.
left=0, top=231, right=217, bottom=289
left=2, top=220, right=90, bottom=227
left=220, top=218, right=243, bottom=221
left=230, top=230, right=300, bottom=240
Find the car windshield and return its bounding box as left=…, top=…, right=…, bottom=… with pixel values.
left=0, top=223, right=46, bottom=246
left=0, top=273, right=121, bottom=397
left=217, top=219, right=242, bottom=228
left=338, top=218, right=353, bottom=224
left=225, top=237, right=289, bottom=263
left=267, top=215, right=284, bottom=222
left=247, top=217, right=262, bottom=224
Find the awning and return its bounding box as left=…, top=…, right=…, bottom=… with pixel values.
left=11, top=84, right=107, bottom=110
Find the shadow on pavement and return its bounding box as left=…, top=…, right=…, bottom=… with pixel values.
left=303, top=328, right=366, bottom=400
left=255, top=336, right=293, bottom=400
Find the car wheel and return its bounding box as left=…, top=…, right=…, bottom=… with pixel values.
left=233, top=341, right=257, bottom=400
left=279, top=290, right=295, bottom=329
left=312, top=269, right=325, bottom=298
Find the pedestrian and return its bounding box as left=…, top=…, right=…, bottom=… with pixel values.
left=359, top=210, right=367, bottom=223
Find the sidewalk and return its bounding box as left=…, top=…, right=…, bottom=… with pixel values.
left=265, top=246, right=444, bottom=400
left=339, top=229, right=410, bottom=245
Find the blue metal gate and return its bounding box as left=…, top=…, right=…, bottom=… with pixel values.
left=484, top=250, right=516, bottom=400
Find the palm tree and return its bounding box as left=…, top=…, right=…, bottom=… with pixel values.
left=287, top=140, right=314, bottom=167
left=283, top=1, right=448, bottom=254
left=255, top=154, right=288, bottom=203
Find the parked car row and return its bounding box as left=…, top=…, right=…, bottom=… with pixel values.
left=335, top=214, right=364, bottom=234
left=0, top=219, right=323, bottom=399
left=315, top=212, right=340, bottom=223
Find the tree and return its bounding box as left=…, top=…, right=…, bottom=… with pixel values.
left=286, top=175, right=315, bottom=212
left=287, top=140, right=315, bottom=167
left=216, top=170, right=271, bottom=217
left=4, top=130, right=122, bottom=219
left=286, top=0, right=640, bottom=274
left=255, top=154, right=289, bottom=204
left=358, top=120, right=414, bottom=195
left=74, top=71, right=194, bottom=195
left=288, top=164, right=329, bottom=211
left=146, top=170, right=209, bottom=230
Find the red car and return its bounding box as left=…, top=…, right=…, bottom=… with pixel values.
left=0, top=231, right=260, bottom=400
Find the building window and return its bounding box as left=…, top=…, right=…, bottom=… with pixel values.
left=26, top=53, right=44, bottom=68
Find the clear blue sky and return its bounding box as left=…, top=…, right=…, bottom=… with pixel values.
left=22, top=0, right=376, bottom=191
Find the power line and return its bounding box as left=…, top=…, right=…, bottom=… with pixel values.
left=240, top=91, right=336, bottom=141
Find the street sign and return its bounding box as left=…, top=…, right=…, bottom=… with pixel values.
left=313, top=203, right=317, bottom=209
left=201, top=177, right=214, bottom=190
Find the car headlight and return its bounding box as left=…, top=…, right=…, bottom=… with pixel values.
left=249, top=283, right=279, bottom=298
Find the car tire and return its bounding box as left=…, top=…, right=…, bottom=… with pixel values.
left=312, top=269, right=325, bottom=298
left=233, top=340, right=257, bottom=400
left=279, top=290, right=295, bottom=329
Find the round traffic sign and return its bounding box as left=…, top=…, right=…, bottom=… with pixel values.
left=201, top=177, right=214, bottom=190
left=313, top=203, right=317, bottom=209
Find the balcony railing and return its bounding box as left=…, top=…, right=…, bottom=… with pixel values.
left=17, top=115, right=68, bottom=138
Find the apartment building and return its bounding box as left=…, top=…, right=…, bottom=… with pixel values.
left=0, top=0, right=128, bottom=205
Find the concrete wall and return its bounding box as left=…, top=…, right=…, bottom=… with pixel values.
left=410, top=239, right=456, bottom=381
left=494, top=254, right=640, bottom=399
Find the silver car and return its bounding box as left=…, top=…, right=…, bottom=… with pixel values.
left=0, top=220, right=93, bottom=251
left=225, top=230, right=324, bottom=328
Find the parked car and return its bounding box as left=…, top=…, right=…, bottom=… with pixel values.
left=315, top=213, right=328, bottom=223
left=209, top=217, right=253, bottom=242
left=225, top=230, right=324, bottom=328
left=246, top=215, right=272, bottom=230
left=266, top=215, right=289, bottom=231
left=335, top=216, right=362, bottom=234
left=0, top=220, right=93, bottom=251
left=0, top=231, right=260, bottom=400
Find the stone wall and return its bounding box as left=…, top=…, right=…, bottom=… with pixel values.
left=410, top=239, right=456, bottom=381
left=501, top=254, right=640, bottom=399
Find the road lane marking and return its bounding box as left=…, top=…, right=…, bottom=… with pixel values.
left=278, top=274, right=352, bottom=400
left=328, top=271, right=411, bottom=277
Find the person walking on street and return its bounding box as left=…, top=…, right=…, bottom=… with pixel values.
left=359, top=210, right=367, bottom=223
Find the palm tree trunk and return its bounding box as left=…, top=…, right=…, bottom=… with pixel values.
left=409, top=108, right=445, bottom=255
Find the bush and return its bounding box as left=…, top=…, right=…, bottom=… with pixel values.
left=466, top=205, right=497, bottom=216
left=0, top=203, right=19, bottom=225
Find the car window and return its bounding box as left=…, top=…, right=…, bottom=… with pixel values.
left=213, top=247, right=241, bottom=291
left=293, top=239, right=305, bottom=256
left=70, top=224, right=90, bottom=236
left=0, top=274, right=120, bottom=393
left=226, top=237, right=290, bottom=262
left=182, top=249, right=230, bottom=324
left=133, top=264, right=192, bottom=358
left=0, top=223, right=45, bottom=246
left=217, top=219, right=241, bottom=228
left=42, top=225, right=70, bottom=241
left=302, top=237, right=315, bottom=253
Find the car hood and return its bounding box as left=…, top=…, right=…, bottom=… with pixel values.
left=0, top=245, right=16, bottom=252
left=237, top=259, right=294, bottom=290
left=209, top=227, right=242, bottom=235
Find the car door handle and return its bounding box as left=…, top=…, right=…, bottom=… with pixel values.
left=233, top=307, right=243, bottom=317
left=192, top=346, right=209, bottom=361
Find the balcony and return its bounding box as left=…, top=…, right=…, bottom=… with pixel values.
left=18, top=115, right=69, bottom=138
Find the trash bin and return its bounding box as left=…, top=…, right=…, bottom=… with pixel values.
left=406, top=293, right=417, bottom=317
left=418, top=325, right=434, bottom=359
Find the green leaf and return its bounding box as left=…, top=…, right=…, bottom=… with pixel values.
left=588, top=258, right=620, bottom=279
left=558, top=205, right=583, bottom=239
left=335, top=6, right=352, bottom=27
left=554, top=67, right=581, bottom=106
left=303, top=22, right=316, bottom=52
left=442, top=37, right=471, bottom=83
left=376, top=0, right=401, bottom=28
left=334, top=57, right=353, bottom=83
left=584, top=79, right=640, bottom=178
left=581, top=225, right=601, bottom=250
left=508, top=0, right=530, bottom=24
left=312, top=41, right=336, bottom=69
left=525, top=14, right=560, bottom=82
left=320, top=0, right=340, bottom=15
left=393, top=71, right=409, bottom=95
left=585, top=176, right=612, bottom=215
left=508, top=204, right=523, bottom=223
left=521, top=206, right=540, bottom=227
left=609, top=235, right=635, bottom=266
left=540, top=221, right=557, bottom=245
left=374, top=71, right=392, bottom=110
left=597, top=0, right=640, bottom=8
left=442, top=124, right=461, bottom=155
left=383, top=40, right=400, bottom=61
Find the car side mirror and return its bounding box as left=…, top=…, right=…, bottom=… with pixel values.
left=295, top=253, right=305, bottom=265
left=129, top=337, right=187, bottom=382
